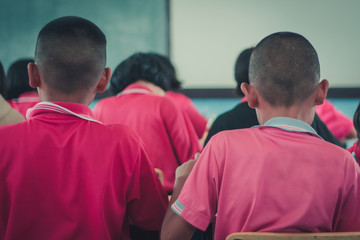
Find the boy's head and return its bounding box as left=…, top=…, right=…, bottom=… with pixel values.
left=150, top=53, right=182, bottom=91
left=31, top=16, right=109, bottom=98
left=110, top=52, right=170, bottom=95
left=249, top=32, right=320, bottom=107
left=234, top=48, right=253, bottom=96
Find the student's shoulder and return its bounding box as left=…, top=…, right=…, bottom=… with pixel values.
left=0, top=121, right=29, bottom=143
left=0, top=120, right=28, bottom=132
left=93, top=122, right=144, bottom=151
left=95, top=96, right=118, bottom=106
left=313, top=137, right=357, bottom=165
left=208, top=127, right=253, bottom=145
left=92, top=96, right=120, bottom=114
left=98, top=122, right=140, bottom=139
left=155, top=94, right=182, bottom=112
left=167, top=91, right=191, bottom=103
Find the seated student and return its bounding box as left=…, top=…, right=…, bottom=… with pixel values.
left=151, top=53, right=208, bottom=140
left=347, top=102, right=360, bottom=162
left=316, top=99, right=357, bottom=141
left=0, top=16, right=168, bottom=240
left=205, top=48, right=344, bottom=148
left=93, top=53, right=201, bottom=193
left=0, top=60, right=24, bottom=125
left=161, top=32, right=360, bottom=240
left=6, top=58, right=41, bottom=117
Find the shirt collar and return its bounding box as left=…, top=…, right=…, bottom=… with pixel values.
left=255, top=117, right=322, bottom=139
left=117, top=83, right=153, bottom=96
left=26, top=102, right=102, bottom=124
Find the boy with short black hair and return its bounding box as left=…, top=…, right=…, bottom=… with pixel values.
left=0, top=16, right=168, bottom=239
left=161, top=32, right=360, bottom=240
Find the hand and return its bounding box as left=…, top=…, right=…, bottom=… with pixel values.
left=175, top=153, right=200, bottom=180
left=171, top=153, right=201, bottom=205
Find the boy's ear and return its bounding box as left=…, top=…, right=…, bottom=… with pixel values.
left=241, top=82, right=259, bottom=108
left=314, top=79, right=329, bottom=106
left=96, top=67, right=112, bottom=93
left=28, top=62, right=41, bottom=88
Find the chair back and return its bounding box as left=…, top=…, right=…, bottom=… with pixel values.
left=226, top=232, right=360, bottom=240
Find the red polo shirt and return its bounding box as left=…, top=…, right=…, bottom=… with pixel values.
left=173, top=117, right=360, bottom=240
left=93, top=84, right=201, bottom=192
left=166, top=91, right=207, bottom=139
left=7, top=91, right=40, bottom=118
left=0, top=102, right=168, bottom=240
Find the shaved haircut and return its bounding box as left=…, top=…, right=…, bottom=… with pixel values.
left=249, top=32, right=320, bottom=107
left=35, top=16, right=106, bottom=94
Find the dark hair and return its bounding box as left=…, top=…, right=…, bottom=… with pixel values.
left=249, top=32, right=320, bottom=107
left=0, top=61, right=6, bottom=97
left=6, top=58, right=34, bottom=100
left=110, top=53, right=170, bottom=94
left=150, top=53, right=182, bottom=90
left=234, top=48, right=253, bottom=96
left=354, top=102, right=360, bottom=141
left=35, top=16, right=106, bottom=94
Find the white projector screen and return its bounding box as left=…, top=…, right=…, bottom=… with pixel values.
left=170, top=0, right=360, bottom=89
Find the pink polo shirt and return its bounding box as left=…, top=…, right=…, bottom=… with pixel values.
left=7, top=91, right=41, bottom=118
left=172, top=117, right=360, bottom=240
left=93, top=84, right=201, bottom=192
left=0, top=102, right=168, bottom=240
left=316, top=99, right=354, bottom=140
left=166, top=91, right=207, bottom=138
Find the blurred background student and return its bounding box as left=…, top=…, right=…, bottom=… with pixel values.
left=151, top=53, right=208, bottom=141
left=93, top=52, right=201, bottom=193
left=0, top=60, right=24, bottom=125
left=205, top=47, right=344, bottom=148
left=6, top=58, right=40, bottom=118
left=316, top=99, right=357, bottom=142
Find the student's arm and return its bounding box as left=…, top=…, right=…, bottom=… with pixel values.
left=316, top=99, right=355, bottom=140
left=346, top=127, right=357, bottom=140
left=161, top=158, right=198, bottom=240
left=162, top=139, right=220, bottom=240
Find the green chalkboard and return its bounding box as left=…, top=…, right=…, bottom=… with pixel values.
left=0, top=0, right=168, bottom=72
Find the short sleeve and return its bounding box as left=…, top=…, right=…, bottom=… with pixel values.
left=171, top=138, right=221, bottom=230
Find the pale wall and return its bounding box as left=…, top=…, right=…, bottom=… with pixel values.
left=170, top=0, right=360, bottom=88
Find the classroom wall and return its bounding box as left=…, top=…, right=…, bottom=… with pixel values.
left=170, top=0, right=360, bottom=89
left=0, top=0, right=168, bottom=72
left=2, top=0, right=360, bottom=91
